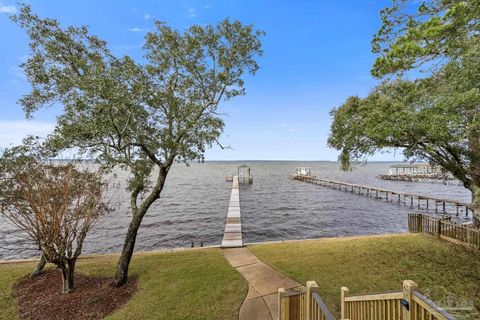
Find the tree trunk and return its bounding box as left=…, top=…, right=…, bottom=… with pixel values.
left=30, top=253, right=46, bottom=278
left=471, top=185, right=480, bottom=228
left=468, top=124, right=480, bottom=227
left=60, top=260, right=76, bottom=293
left=111, top=215, right=142, bottom=287
left=112, top=165, right=170, bottom=287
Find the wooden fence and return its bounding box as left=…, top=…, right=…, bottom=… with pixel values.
left=341, top=280, right=455, bottom=320
left=279, top=280, right=455, bottom=320
left=278, top=281, right=335, bottom=320
left=408, top=213, right=480, bottom=249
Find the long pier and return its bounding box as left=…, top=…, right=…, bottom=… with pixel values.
left=291, top=175, right=472, bottom=217
left=221, top=176, right=243, bottom=247
left=378, top=174, right=461, bottom=185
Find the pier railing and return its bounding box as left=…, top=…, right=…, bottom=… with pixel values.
left=290, top=175, right=472, bottom=217
left=341, top=280, right=455, bottom=320
left=278, top=281, right=335, bottom=320
left=408, top=213, right=480, bottom=249
left=378, top=174, right=460, bottom=185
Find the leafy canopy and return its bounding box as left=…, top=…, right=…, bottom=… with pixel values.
left=328, top=0, right=480, bottom=194
left=13, top=5, right=264, bottom=197
left=372, top=0, right=480, bottom=77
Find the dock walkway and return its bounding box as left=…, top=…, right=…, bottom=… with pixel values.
left=220, top=176, right=302, bottom=319
left=291, top=175, right=472, bottom=217
left=221, top=176, right=243, bottom=247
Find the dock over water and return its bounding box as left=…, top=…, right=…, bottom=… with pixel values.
left=221, top=176, right=243, bottom=247
left=291, top=175, right=472, bottom=217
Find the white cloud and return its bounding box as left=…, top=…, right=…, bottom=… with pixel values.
left=188, top=8, right=197, bottom=18
left=0, top=4, right=16, bottom=14
left=0, top=120, right=55, bottom=148
left=144, top=14, right=151, bottom=20
left=126, top=27, right=146, bottom=33
left=203, top=5, right=211, bottom=9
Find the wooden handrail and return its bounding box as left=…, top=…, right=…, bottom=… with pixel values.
left=279, top=281, right=336, bottom=320
left=312, top=291, right=336, bottom=320
left=413, top=291, right=456, bottom=320
left=279, top=278, right=457, bottom=319
left=282, top=288, right=307, bottom=297
left=341, top=281, right=456, bottom=320
left=344, top=291, right=402, bottom=302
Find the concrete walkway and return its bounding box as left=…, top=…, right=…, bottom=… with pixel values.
left=223, top=247, right=303, bottom=320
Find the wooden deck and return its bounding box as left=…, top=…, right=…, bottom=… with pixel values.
left=291, top=175, right=472, bottom=217
left=221, top=176, right=243, bottom=247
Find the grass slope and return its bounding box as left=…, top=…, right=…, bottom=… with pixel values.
left=250, top=234, right=480, bottom=317
left=0, top=248, right=247, bottom=320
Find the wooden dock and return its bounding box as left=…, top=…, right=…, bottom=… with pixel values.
left=378, top=174, right=461, bottom=185
left=221, top=176, right=243, bottom=247
left=290, top=175, right=472, bottom=217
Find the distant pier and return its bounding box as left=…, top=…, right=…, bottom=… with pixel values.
left=291, top=175, right=472, bottom=217
left=378, top=174, right=461, bottom=185
left=221, top=176, right=243, bottom=247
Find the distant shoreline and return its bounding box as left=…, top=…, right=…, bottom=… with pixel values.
left=44, top=159, right=410, bottom=163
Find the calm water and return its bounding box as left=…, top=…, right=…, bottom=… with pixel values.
left=0, top=161, right=472, bottom=260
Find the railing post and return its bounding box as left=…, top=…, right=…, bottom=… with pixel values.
left=306, top=281, right=318, bottom=320
left=402, top=280, right=418, bottom=320
left=437, top=218, right=442, bottom=238
left=278, top=288, right=286, bottom=320
left=477, top=229, right=480, bottom=251
left=341, top=287, right=349, bottom=320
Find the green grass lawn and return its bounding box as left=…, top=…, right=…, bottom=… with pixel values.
left=250, top=234, right=480, bottom=317
left=0, top=248, right=247, bottom=320
left=3, top=234, right=480, bottom=319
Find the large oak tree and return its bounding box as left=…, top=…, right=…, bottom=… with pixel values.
left=13, top=5, right=263, bottom=286
left=328, top=0, right=480, bottom=224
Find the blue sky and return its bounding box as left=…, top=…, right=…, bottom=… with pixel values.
left=0, top=0, right=403, bottom=161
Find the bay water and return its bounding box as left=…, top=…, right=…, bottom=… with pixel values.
left=0, top=161, right=471, bottom=260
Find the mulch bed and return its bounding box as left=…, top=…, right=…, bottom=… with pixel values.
left=13, top=269, right=138, bottom=320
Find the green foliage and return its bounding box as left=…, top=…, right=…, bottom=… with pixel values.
left=372, top=0, right=480, bottom=77
left=11, top=4, right=264, bottom=282
left=12, top=4, right=263, bottom=198
left=329, top=1, right=480, bottom=218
